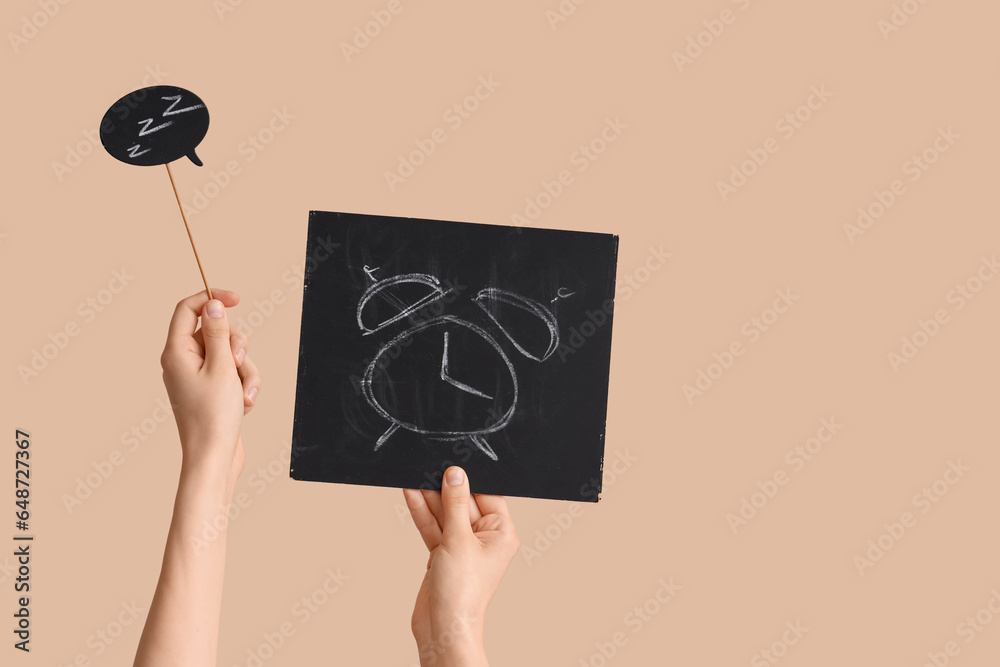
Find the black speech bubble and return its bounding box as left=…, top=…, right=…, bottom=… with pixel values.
left=100, top=85, right=209, bottom=167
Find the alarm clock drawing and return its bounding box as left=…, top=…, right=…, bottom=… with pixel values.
left=357, top=272, right=560, bottom=461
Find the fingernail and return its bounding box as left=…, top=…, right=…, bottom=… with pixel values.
left=206, top=299, right=224, bottom=318
left=248, top=387, right=258, bottom=404
left=236, top=348, right=245, bottom=365
left=445, top=467, right=464, bottom=486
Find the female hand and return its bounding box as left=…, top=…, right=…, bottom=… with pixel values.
left=133, top=289, right=263, bottom=667
left=159, top=289, right=261, bottom=478
left=403, top=467, right=520, bottom=666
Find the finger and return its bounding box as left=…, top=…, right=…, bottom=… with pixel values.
left=200, top=299, right=235, bottom=373
left=468, top=494, right=483, bottom=524
left=191, top=328, right=247, bottom=367
left=166, top=289, right=240, bottom=345
left=237, top=353, right=261, bottom=411
left=231, top=329, right=248, bottom=367
left=471, top=495, right=518, bottom=555
left=192, top=328, right=204, bottom=353
left=420, top=488, right=444, bottom=525
left=439, top=466, right=474, bottom=543
left=422, top=481, right=480, bottom=524
left=403, top=488, right=442, bottom=552
left=472, top=494, right=511, bottom=520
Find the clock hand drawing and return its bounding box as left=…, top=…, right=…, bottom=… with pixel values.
left=357, top=273, right=561, bottom=461
left=440, top=331, right=494, bottom=400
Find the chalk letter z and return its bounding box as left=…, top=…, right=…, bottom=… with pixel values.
left=161, top=95, right=205, bottom=116
left=137, top=118, right=173, bottom=136
left=126, top=144, right=151, bottom=158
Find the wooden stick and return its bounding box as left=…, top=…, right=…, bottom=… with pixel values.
left=165, top=162, right=213, bottom=300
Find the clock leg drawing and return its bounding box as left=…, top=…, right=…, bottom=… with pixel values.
left=374, top=423, right=400, bottom=451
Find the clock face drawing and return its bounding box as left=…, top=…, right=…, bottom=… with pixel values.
left=356, top=273, right=559, bottom=461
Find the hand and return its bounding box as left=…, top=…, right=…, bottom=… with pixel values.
left=160, top=289, right=261, bottom=478
left=403, top=467, right=519, bottom=666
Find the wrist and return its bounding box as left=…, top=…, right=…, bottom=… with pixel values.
left=180, top=431, right=238, bottom=465
left=418, top=611, right=486, bottom=667
left=418, top=637, right=487, bottom=667
left=179, top=450, right=238, bottom=498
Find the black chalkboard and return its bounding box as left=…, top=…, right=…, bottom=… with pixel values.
left=290, top=211, right=619, bottom=502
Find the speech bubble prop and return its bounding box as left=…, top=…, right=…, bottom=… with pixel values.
left=99, top=85, right=214, bottom=299
left=100, top=85, right=209, bottom=167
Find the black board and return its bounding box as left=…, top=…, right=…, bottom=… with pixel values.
left=290, top=211, right=619, bottom=502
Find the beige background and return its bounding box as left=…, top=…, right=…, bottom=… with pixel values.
left=3, top=0, right=999, bottom=665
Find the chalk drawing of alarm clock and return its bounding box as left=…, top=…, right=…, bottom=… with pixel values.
left=356, top=272, right=560, bottom=461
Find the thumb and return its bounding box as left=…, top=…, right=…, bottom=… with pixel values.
left=440, top=466, right=474, bottom=543
left=201, top=299, right=233, bottom=372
